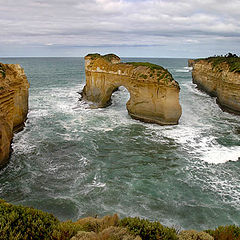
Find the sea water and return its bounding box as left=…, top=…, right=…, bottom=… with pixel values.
left=0, top=57, right=239, bottom=230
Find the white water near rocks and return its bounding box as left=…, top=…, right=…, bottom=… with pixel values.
left=0, top=57, right=239, bottom=230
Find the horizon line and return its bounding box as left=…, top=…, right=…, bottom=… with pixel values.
left=0, top=56, right=193, bottom=59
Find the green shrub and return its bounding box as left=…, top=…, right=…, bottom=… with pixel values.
left=75, top=214, right=119, bottom=233
left=196, top=54, right=240, bottom=73
left=71, top=226, right=140, bottom=240
left=3, top=199, right=240, bottom=240
left=103, top=54, right=120, bottom=62
left=0, top=199, right=60, bottom=240
left=178, top=230, right=213, bottom=240
left=205, top=225, right=240, bottom=240
left=127, top=62, right=165, bottom=71
left=86, top=53, right=101, bottom=60
left=119, top=217, right=178, bottom=240
left=86, top=53, right=120, bottom=62
left=52, top=221, right=85, bottom=240
left=0, top=199, right=87, bottom=240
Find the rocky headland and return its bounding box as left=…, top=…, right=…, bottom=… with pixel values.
left=190, top=55, right=240, bottom=114
left=0, top=63, right=29, bottom=167
left=81, top=53, right=182, bottom=125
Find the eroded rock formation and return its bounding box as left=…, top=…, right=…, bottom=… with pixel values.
left=81, top=54, right=182, bottom=125
left=0, top=63, right=29, bottom=167
left=191, top=57, right=240, bottom=114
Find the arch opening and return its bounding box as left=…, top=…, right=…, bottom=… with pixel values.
left=110, top=86, right=131, bottom=111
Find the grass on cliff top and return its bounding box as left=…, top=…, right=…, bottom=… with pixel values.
left=86, top=53, right=120, bottom=62
left=126, top=62, right=165, bottom=71
left=196, top=53, right=240, bottom=73
left=127, top=62, right=174, bottom=82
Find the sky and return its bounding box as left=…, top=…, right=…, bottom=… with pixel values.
left=0, top=0, right=240, bottom=58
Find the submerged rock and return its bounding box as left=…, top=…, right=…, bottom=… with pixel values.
left=191, top=57, right=240, bottom=115
left=0, top=63, right=29, bottom=167
left=81, top=53, right=182, bottom=125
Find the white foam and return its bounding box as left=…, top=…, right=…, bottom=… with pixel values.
left=184, top=66, right=193, bottom=71
left=174, top=66, right=193, bottom=73
left=92, top=127, right=114, bottom=132
left=176, top=69, right=189, bottom=73
left=182, top=82, right=204, bottom=95
left=25, top=75, right=240, bottom=167
left=202, top=147, right=240, bottom=164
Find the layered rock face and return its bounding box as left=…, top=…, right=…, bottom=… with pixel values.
left=82, top=53, right=182, bottom=125
left=0, top=63, right=29, bottom=167
left=191, top=59, right=240, bottom=114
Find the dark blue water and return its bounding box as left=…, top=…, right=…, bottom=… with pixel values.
left=0, top=57, right=239, bottom=230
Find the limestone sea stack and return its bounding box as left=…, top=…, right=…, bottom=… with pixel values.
left=191, top=56, right=240, bottom=114
left=0, top=63, right=29, bottom=167
left=81, top=53, right=182, bottom=125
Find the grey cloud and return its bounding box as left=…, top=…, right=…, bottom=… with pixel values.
left=0, top=0, right=240, bottom=57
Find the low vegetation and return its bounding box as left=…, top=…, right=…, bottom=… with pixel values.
left=0, top=199, right=59, bottom=239
left=1, top=199, right=240, bottom=240
left=0, top=199, right=85, bottom=240
left=86, top=53, right=101, bottom=59
left=196, top=53, right=240, bottom=73
left=120, top=217, right=178, bottom=240
left=205, top=225, right=240, bottom=240
left=126, top=62, right=173, bottom=82
left=86, top=53, right=120, bottom=62
left=126, top=62, right=165, bottom=71
left=178, top=230, right=213, bottom=240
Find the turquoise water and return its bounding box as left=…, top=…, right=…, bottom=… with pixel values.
left=0, top=57, right=239, bottom=230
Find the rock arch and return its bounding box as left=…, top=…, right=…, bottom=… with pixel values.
left=81, top=54, right=182, bottom=125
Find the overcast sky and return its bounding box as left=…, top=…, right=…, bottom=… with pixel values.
left=0, top=0, right=240, bottom=57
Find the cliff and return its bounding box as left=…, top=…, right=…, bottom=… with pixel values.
left=82, top=53, right=182, bottom=125
left=0, top=63, right=29, bottom=167
left=191, top=57, right=240, bottom=114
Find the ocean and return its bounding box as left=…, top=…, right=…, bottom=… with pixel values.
left=0, top=57, right=239, bottom=230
